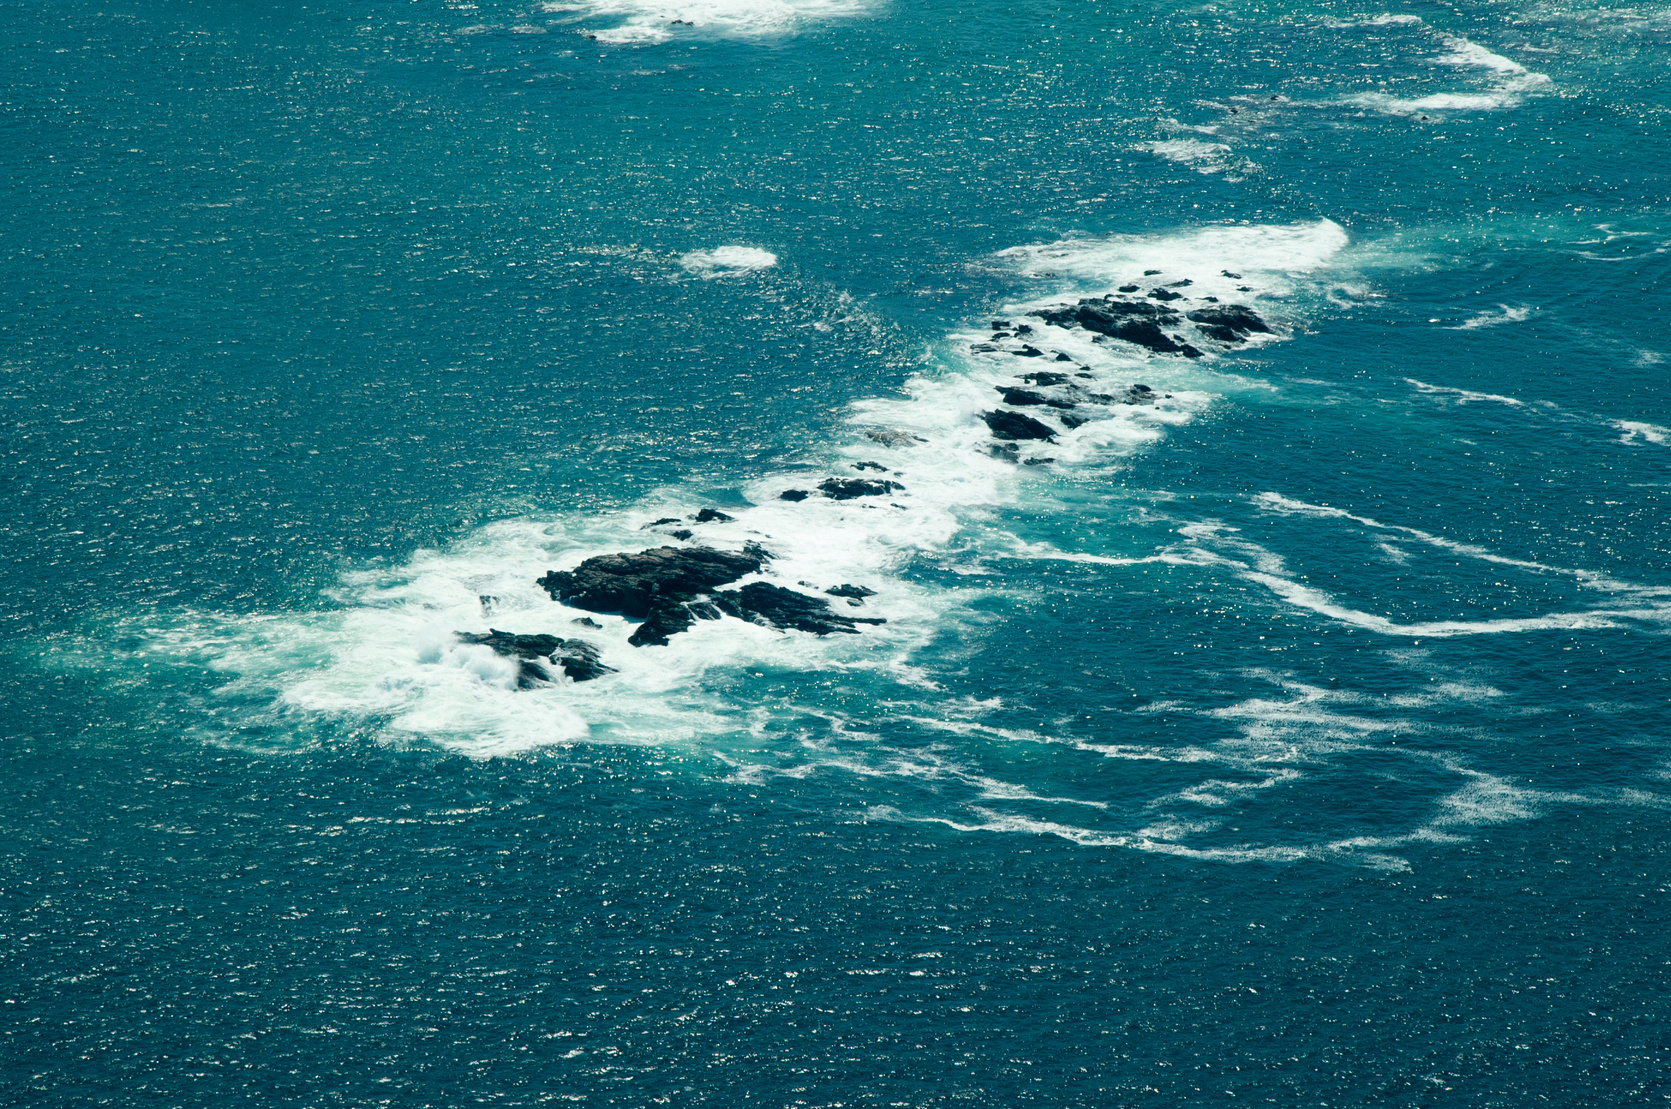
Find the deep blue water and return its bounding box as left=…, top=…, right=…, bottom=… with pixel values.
left=4, top=0, right=1671, bottom=1103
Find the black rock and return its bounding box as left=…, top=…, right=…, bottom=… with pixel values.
left=642, top=517, right=682, bottom=528
left=1165, top=278, right=1193, bottom=288
left=537, top=544, right=770, bottom=648
left=1061, top=413, right=1090, bottom=428
left=572, top=617, right=602, bottom=628
left=1029, top=298, right=1192, bottom=355
left=826, top=583, right=877, bottom=600
left=1023, top=456, right=1055, bottom=465
left=982, top=410, right=1056, bottom=441
left=969, top=342, right=998, bottom=352
left=1133, top=383, right=1153, bottom=393
left=1018, top=345, right=1046, bottom=357
left=864, top=428, right=927, bottom=447
left=1117, top=284, right=1140, bottom=293
left=691, top=508, right=735, bottom=523
left=455, top=630, right=616, bottom=684
left=853, top=461, right=888, bottom=472
left=1014, top=324, right=1033, bottom=335
left=713, top=582, right=885, bottom=636
left=479, top=594, right=498, bottom=613
left=819, top=477, right=905, bottom=500
left=1149, top=287, right=1184, bottom=301
left=1179, top=342, right=1204, bottom=358
left=997, top=386, right=1048, bottom=406
left=668, top=529, right=692, bottom=540
left=1144, top=269, right=1162, bottom=276
left=988, top=441, right=1021, bottom=461
left=1022, top=371, right=1071, bottom=386
left=990, top=319, right=1012, bottom=329
left=1054, top=352, right=1073, bottom=362
left=1185, top=304, right=1272, bottom=343
left=779, top=489, right=810, bottom=502
left=1221, top=270, right=1242, bottom=279
left=1074, top=371, right=1094, bottom=379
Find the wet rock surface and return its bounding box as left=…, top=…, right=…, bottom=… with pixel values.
left=1029, top=297, right=1199, bottom=357
left=819, top=477, right=905, bottom=500
left=983, top=409, right=1056, bottom=441
left=455, top=630, right=616, bottom=686
left=1185, top=304, right=1272, bottom=343
left=714, top=582, right=885, bottom=636
left=537, top=544, right=771, bottom=647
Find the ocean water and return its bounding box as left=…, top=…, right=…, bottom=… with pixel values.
left=4, top=0, right=1671, bottom=1103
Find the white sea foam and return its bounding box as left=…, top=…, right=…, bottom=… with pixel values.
left=549, top=0, right=873, bottom=43
left=678, top=245, right=779, bottom=276
left=1135, top=138, right=1258, bottom=179
left=1334, top=22, right=1552, bottom=115
left=1617, top=420, right=1671, bottom=446
left=1454, top=304, right=1534, bottom=329
left=1403, top=377, right=1525, bottom=405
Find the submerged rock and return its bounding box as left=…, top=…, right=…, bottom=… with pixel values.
left=536, top=544, right=771, bottom=647
left=1021, top=371, right=1072, bottom=386
left=864, top=427, right=927, bottom=447
left=455, top=629, right=616, bottom=685
left=853, top=461, right=888, bottom=472
left=982, top=409, right=1056, bottom=441
left=779, top=489, right=810, bottom=502
left=1148, top=287, right=1184, bottom=301
left=826, top=583, right=876, bottom=600
left=641, top=517, right=682, bottom=529
left=1185, top=304, right=1272, bottom=343
left=714, top=582, right=885, bottom=636
left=819, top=477, right=904, bottom=500
left=691, top=507, right=734, bottom=523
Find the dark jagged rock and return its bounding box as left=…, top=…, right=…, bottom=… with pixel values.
left=853, top=461, right=888, bottom=472
left=1221, top=270, right=1242, bottom=279
left=455, top=629, right=616, bottom=684
left=996, top=387, right=1075, bottom=410
left=1179, top=342, right=1204, bottom=359
left=1029, top=298, right=1193, bottom=355
left=479, top=594, right=498, bottom=613
left=1074, top=371, right=1094, bottom=379
left=826, top=583, right=876, bottom=600
left=1022, top=371, right=1072, bottom=386
left=819, top=477, right=905, bottom=500
left=1018, top=345, right=1045, bottom=357
left=1201, top=296, right=1220, bottom=303
left=1165, top=278, right=1193, bottom=287
left=1149, top=287, right=1184, bottom=301
left=1061, top=412, right=1090, bottom=429
left=969, top=342, right=998, bottom=352
left=1014, top=324, right=1034, bottom=335
left=1118, top=284, right=1140, bottom=293
left=537, top=544, right=770, bottom=648
left=1185, top=304, right=1272, bottom=343
left=1144, top=269, right=1162, bottom=276
left=714, top=582, right=885, bottom=636
left=990, top=319, right=1012, bottom=329
left=572, top=617, right=602, bottom=628
left=780, top=489, right=810, bottom=501
left=692, top=508, right=734, bottom=523
left=642, top=517, right=682, bottom=529
left=1054, top=352, right=1073, bottom=362
left=989, top=441, right=1021, bottom=461
left=1023, top=456, right=1056, bottom=465
left=982, top=410, right=1056, bottom=441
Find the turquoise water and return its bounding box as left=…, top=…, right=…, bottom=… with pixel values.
left=4, top=0, right=1671, bottom=1102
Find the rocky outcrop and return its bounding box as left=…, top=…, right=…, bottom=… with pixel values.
left=1029, top=297, right=1200, bottom=357
left=819, top=477, right=904, bottom=500
left=714, top=582, right=885, bottom=636
left=780, top=489, right=810, bottom=502
left=982, top=410, right=1056, bottom=441
left=1185, top=304, right=1272, bottom=343
left=536, top=544, right=770, bottom=647
left=455, top=630, right=616, bottom=686
left=692, top=508, right=734, bottom=523
left=826, top=583, right=876, bottom=601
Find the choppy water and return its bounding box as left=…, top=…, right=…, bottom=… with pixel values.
left=4, top=0, right=1670, bottom=1103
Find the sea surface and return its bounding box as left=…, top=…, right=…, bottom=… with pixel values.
left=3, top=0, right=1671, bottom=1103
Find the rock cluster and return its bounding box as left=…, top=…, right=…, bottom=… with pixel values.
left=536, top=544, right=880, bottom=647
left=1028, top=298, right=1203, bottom=358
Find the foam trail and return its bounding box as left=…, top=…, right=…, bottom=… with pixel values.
left=546, top=0, right=874, bottom=43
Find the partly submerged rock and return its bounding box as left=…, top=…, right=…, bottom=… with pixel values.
left=825, top=583, right=876, bottom=600
left=996, top=387, right=1076, bottom=410
left=1029, top=298, right=1198, bottom=357
left=714, top=582, right=885, bottom=636
left=864, top=427, right=927, bottom=447
left=691, top=507, right=734, bottom=523
left=455, top=629, right=616, bottom=685
left=982, top=409, right=1056, bottom=441
left=1185, top=304, right=1272, bottom=343
left=537, top=544, right=770, bottom=647
left=819, top=477, right=905, bottom=500
left=779, top=489, right=810, bottom=502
